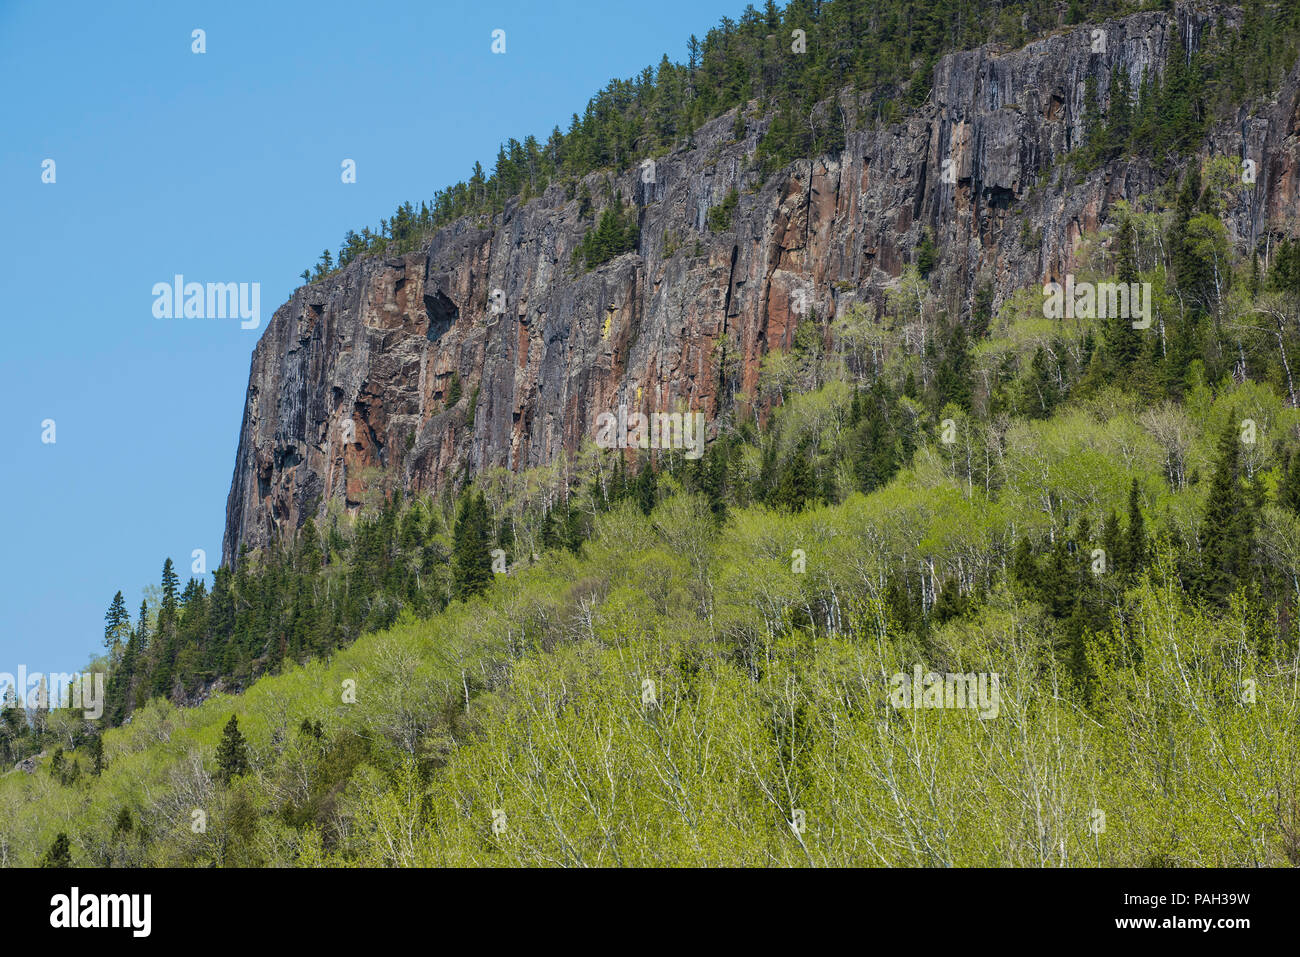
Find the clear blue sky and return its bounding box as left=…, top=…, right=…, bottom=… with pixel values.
left=0, top=0, right=744, bottom=675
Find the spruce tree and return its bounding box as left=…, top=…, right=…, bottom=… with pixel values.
left=150, top=559, right=181, bottom=700
left=635, top=460, right=658, bottom=516
left=89, top=734, right=104, bottom=776
left=1198, top=424, right=1256, bottom=604
left=1105, top=220, right=1143, bottom=371
left=772, top=435, right=815, bottom=512
left=1278, top=448, right=1300, bottom=515
left=216, top=714, right=250, bottom=786
left=934, top=322, right=974, bottom=411
left=1124, top=479, right=1148, bottom=575
left=40, top=832, right=72, bottom=868
left=1021, top=346, right=1058, bottom=418
left=1101, top=511, right=1123, bottom=578
left=915, top=229, right=937, bottom=278
left=452, top=490, right=493, bottom=600
left=103, top=591, right=130, bottom=653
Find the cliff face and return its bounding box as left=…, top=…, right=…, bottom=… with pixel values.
left=223, top=2, right=1300, bottom=565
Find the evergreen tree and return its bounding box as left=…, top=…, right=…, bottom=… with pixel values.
left=915, top=229, right=938, bottom=278
left=635, top=460, right=658, bottom=516
left=1101, top=510, right=1124, bottom=577
left=1198, top=424, right=1256, bottom=604
left=1124, top=479, right=1148, bottom=575
left=150, top=559, right=181, bottom=700
left=772, top=435, right=815, bottom=512
left=1105, top=220, right=1143, bottom=371
left=89, top=733, right=105, bottom=776
left=1021, top=346, right=1058, bottom=418
left=1278, top=448, right=1300, bottom=514
left=40, top=832, right=72, bottom=868
left=216, top=715, right=250, bottom=786
left=934, top=322, right=974, bottom=411
left=452, top=491, right=493, bottom=600
left=103, top=591, right=130, bottom=653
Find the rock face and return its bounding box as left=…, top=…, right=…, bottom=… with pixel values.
left=223, top=2, right=1300, bottom=565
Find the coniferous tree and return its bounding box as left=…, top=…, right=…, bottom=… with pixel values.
left=1106, top=220, right=1143, bottom=371
left=452, top=491, right=493, bottom=600
left=934, top=322, right=974, bottom=411
left=1198, top=424, right=1256, bottom=604
left=635, top=460, right=658, bottom=516
left=40, top=833, right=72, bottom=868
left=1101, top=511, right=1124, bottom=577
left=915, top=229, right=938, bottom=278
left=1170, top=164, right=1214, bottom=313
left=772, top=435, right=815, bottom=512
left=1021, top=347, right=1058, bottom=418
left=1278, top=448, right=1300, bottom=514
left=148, top=559, right=182, bottom=699
left=216, top=715, right=250, bottom=786
left=1124, top=479, right=1148, bottom=575
left=853, top=381, right=904, bottom=494
left=88, top=733, right=104, bottom=776
left=103, top=591, right=130, bottom=654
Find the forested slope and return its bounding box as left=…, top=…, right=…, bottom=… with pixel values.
left=5, top=0, right=1300, bottom=867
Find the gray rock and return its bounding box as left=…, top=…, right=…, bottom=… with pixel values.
left=222, top=1, right=1300, bottom=564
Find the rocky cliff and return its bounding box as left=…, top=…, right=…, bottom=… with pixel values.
left=223, top=1, right=1300, bottom=565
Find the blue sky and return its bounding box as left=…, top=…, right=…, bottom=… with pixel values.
left=0, top=0, right=743, bottom=675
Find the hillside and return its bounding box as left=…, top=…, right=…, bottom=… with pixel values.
left=4, top=0, right=1300, bottom=868
left=222, top=0, right=1300, bottom=563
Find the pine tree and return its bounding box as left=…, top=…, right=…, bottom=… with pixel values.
left=1107, top=64, right=1133, bottom=154
left=1198, top=423, right=1256, bottom=604
left=150, top=559, right=181, bottom=699
left=1278, top=448, right=1300, bottom=514
left=1105, top=220, right=1143, bottom=371
left=635, top=460, right=658, bottom=516
left=103, top=591, right=130, bottom=653
left=1124, top=479, right=1148, bottom=575
left=452, top=490, right=493, bottom=600
left=853, top=382, right=902, bottom=493
left=772, top=435, right=815, bottom=511
left=540, top=505, right=561, bottom=551
left=216, top=715, right=250, bottom=786
left=40, top=832, right=72, bottom=868
left=915, top=229, right=938, bottom=278
left=1021, top=346, right=1058, bottom=418
left=1170, top=164, right=1213, bottom=312
left=1098, top=509, right=1121, bottom=577
left=934, top=322, right=973, bottom=411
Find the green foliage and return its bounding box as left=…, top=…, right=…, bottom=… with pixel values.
left=707, top=187, right=739, bottom=232
left=40, top=833, right=72, bottom=868
left=10, top=0, right=1300, bottom=869
left=296, top=0, right=1300, bottom=284
left=452, top=491, right=493, bottom=600
left=915, top=228, right=937, bottom=278
left=574, top=202, right=640, bottom=269
left=216, top=715, right=250, bottom=786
